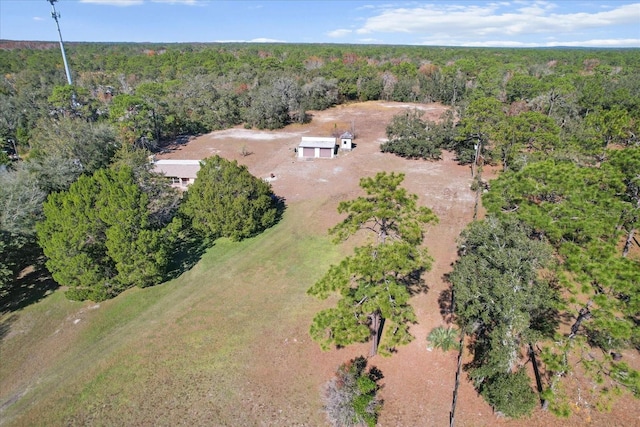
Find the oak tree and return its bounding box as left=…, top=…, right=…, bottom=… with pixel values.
left=381, top=109, right=448, bottom=160
left=449, top=216, right=557, bottom=418
left=323, top=356, right=383, bottom=427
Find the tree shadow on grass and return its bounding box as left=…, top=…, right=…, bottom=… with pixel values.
left=0, top=241, right=59, bottom=315
left=265, top=195, right=287, bottom=236
left=0, top=264, right=58, bottom=315
left=165, top=230, right=211, bottom=281
left=165, top=195, right=286, bottom=281
left=0, top=313, right=18, bottom=343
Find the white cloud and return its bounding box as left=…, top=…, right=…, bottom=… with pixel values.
left=357, top=38, right=382, bottom=43
left=355, top=4, right=378, bottom=11
left=515, top=0, right=557, bottom=15
left=350, top=2, right=640, bottom=43
left=33, top=17, right=44, bottom=21
left=546, top=38, right=640, bottom=47
left=416, top=37, right=640, bottom=48
left=250, top=38, right=286, bottom=43
left=327, top=29, right=352, bottom=38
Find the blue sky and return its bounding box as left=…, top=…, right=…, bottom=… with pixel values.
left=1, top=1, right=639, bottom=47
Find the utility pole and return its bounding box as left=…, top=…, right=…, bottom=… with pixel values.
left=472, top=135, right=483, bottom=220
left=48, top=0, right=73, bottom=86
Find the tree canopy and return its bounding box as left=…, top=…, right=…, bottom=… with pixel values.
left=180, top=155, right=281, bottom=242
left=482, top=157, right=640, bottom=414
left=36, top=166, right=173, bottom=301
left=449, top=216, right=557, bottom=417
left=323, top=356, right=383, bottom=427
left=381, top=109, right=452, bottom=160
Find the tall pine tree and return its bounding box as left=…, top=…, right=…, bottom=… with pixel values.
left=308, top=172, right=437, bottom=356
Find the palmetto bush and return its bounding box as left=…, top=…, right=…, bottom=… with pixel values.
left=427, top=326, right=460, bottom=352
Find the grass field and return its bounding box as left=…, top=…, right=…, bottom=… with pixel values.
left=1, top=199, right=347, bottom=426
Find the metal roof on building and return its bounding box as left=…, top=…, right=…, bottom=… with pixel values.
left=153, top=159, right=201, bottom=179
left=299, top=137, right=336, bottom=148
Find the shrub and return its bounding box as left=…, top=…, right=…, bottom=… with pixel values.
left=480, top=369, right=538, bottom=418
left=427, top=326, right=460, bottom=352
left=324, top=356, right=383, bottom=427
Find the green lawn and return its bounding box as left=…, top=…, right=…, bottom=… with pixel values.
left=0, top=200, right=342, bottom=426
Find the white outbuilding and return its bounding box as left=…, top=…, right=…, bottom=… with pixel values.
left=339, top=131, right=354, bottom=151
left=297, top=137, right=337, bottom=159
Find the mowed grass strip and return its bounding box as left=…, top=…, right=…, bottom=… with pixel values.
left=1, top=200, right=341, bottom=426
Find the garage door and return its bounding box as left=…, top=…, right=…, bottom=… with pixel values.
left=303, top=147, right=315, bottom=157
left=319, top=148, right=332, bottom=158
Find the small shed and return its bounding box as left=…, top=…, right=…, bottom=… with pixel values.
left=339, top=131, right=354, bottom=151
left=153, top=159, right=200, bottom=188
left=298, top=137, right=337, bottom=159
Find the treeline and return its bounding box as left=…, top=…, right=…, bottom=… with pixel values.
left=2, top=42, right=639, bottom=151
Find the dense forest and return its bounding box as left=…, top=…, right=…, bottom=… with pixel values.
left=0, top=41, right=639, bottom=422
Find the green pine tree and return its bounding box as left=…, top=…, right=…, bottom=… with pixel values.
left=308, top=172, right=438, bottom=356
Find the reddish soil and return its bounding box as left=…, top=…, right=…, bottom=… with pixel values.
left=157, top=101, right=640, bottom=427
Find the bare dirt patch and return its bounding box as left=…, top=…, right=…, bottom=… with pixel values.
left=155, top=101, right=639, bottom=426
